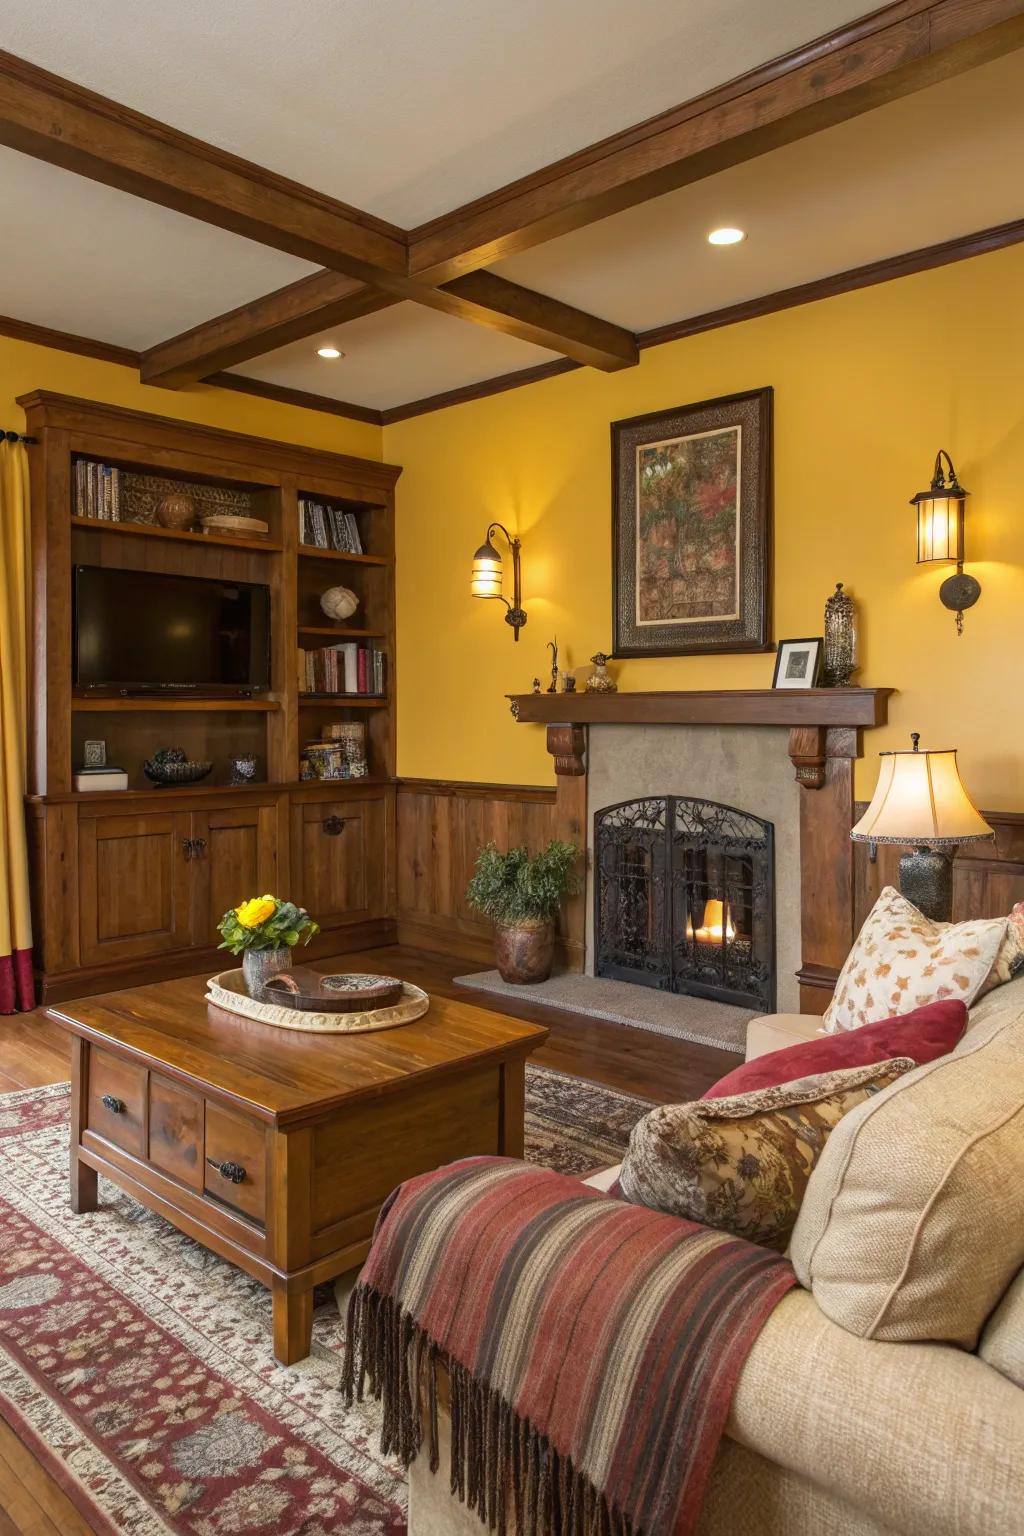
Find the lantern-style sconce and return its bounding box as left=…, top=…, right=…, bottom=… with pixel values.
left=910, top=450, right=980, bottom=635
left=470, top=522, right=527, bottom=641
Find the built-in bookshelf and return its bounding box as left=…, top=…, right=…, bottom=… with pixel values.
left=22, top=393, right=401, bottom=797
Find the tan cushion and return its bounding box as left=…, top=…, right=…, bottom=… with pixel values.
left=977, top=899, right=1024, bottom=996
left=745, top=1013, right=823, bottom=1062
left=823, top=886, right=1006, bottom=1033
left=619, top=1060, right=913, bottom=1248
left=791, top=986, right=1024, bottom=1344
left=978, top=1267, right=1024, bottom=1388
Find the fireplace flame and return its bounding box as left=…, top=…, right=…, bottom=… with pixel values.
left=689, top=898, right=736, bottom=942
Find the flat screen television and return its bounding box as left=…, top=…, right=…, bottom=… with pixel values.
left=73, top=566, right=271, bottom=696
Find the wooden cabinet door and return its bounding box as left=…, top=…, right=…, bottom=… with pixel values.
left=78, top=810, right=193, bottom=967
left=292, top=793, right=387, bottom=928
left=190, top=804, right=278, bottom=946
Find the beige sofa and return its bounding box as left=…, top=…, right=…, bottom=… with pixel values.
left=407, top=978, right=1024, bottom=1535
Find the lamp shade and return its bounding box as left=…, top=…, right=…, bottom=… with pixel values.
left=915, top=493, right=964, bottom=564
left=471, top=540, right=503, bottom=599
left=851, top=743, right=993, bottom=848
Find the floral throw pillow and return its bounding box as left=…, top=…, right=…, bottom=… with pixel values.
left=618, top=1059, right=915, bottom=1250
left=823, top=886, right=1007, bottom=1033
left=978, top=901, right=1024, bottom=996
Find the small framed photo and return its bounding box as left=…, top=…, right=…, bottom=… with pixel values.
left=83, top=739, right=107, bottom=768
left=772, top=637, right=823, bottom=689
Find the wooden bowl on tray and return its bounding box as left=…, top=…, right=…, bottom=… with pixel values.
left=263, top=967, right=405, bottom=1013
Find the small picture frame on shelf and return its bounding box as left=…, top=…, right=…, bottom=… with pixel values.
left=772, top=637, right=823, bottom=689
left=82, top=739, right=107, bottom=768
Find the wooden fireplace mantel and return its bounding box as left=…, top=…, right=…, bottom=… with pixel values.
left=507, top=687, right=892, bottom=729
left=508, top=686, right=895, bottom=1016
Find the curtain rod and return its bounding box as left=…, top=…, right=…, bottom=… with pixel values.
left=1, top=429, right=36, bottom=444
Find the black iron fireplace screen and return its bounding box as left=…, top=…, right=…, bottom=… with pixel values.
left=594, top=796, right=775, bottom=1011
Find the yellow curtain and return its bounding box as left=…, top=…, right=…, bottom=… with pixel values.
left=0, top=439, right=34, bottom=1011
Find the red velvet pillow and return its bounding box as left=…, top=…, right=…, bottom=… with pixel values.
left=702, top=999, right=967, bottom=1100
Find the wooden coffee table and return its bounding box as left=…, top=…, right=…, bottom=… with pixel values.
left=48, top=974, right=548, bottom=1363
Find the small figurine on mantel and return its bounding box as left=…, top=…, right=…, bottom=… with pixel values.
left=822, top=583, right=858, bottom=688
left=586, top=652, right=618, bottom=693
left=531, top=677, right=541, bottom=694
left=546, top=638, right=559, bottom=693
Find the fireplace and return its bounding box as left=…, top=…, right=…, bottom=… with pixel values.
left=594, top=796, right=775, bottom=1011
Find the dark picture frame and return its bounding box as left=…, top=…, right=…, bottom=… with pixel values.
left=611, top=387, right=772, bottom=657
left=772, top=637, right=823, bottom=689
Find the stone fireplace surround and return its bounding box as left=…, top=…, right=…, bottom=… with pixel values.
left=508, top=689, right=893, bottom=1016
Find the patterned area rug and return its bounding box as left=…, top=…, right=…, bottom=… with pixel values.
left=0, top=1067, right=650, bottom=1535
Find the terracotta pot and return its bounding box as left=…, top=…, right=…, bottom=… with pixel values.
left=493, top=920, right=555, bottom=985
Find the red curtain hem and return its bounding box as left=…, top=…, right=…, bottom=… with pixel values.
left=0, top=949, right=35, bottom=1013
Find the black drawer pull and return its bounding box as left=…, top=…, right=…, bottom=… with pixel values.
left=322, top=815, right=347, bottom=835
left=207, top=1157, right=246, bottom=1185
left=101, top=1094, right=125, bottom=1114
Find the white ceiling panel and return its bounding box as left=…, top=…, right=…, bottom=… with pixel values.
left=494, top=52, right=1024, bottom=334
left=5, top=0, right=869, bottom=226
left=230, top=302, right=559, bottom=409
left=0, top=148, right=316, bottom=349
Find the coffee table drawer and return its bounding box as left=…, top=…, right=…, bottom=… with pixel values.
left=149, top=1074, right=204, bottom=1192
left=87, top=1047, right=146, bottom=1157
left=204, top=1104, right=266, bottom=1224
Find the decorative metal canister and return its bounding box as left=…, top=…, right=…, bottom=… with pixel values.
left=822, top=582, right=857, bottom=687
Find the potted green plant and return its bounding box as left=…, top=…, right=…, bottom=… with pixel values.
left=466, top=841, right=581, bottom=984
left=217, top=895, right=320, bottom=1000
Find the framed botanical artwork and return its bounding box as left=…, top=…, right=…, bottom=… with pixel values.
left=772, top=637, right=823, bottom=690
left=611, top=387, right=772, bottom=656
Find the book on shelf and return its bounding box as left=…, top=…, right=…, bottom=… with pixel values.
left=73, top=766, right=129, bottom=792
left=298, top=497, right=363, bottom=554
left=73, top=460, right=121, bottom=523
left=297, top=642, right=386, bottom=696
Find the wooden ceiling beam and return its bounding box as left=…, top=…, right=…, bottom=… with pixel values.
left=408, top=0, right=1024, bottom=282
left=140, top=271, right=399, bottom=387
left=0, top=49, right=407, bottom=279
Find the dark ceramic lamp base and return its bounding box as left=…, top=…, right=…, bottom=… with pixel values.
left=899, top=846, right=954, bottom=922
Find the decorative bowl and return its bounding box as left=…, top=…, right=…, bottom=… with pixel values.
left=143, top=757, right=213, bottom=786
left=200, top=513, right=269, bottom=538
left=264, top=967, right=405, bottom=1013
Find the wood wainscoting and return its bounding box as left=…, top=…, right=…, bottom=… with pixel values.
left=396, top=778, right=559, bottom=967
left=854, top=807, right=1024, bottom=928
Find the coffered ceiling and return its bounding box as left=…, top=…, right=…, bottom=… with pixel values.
left=1, top=1, right=1023, bottom=417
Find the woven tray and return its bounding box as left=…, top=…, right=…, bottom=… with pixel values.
left=205, top=970, right=430, bottom=1034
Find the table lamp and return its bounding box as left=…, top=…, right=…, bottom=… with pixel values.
left=851, top=733, right=993, bottom=921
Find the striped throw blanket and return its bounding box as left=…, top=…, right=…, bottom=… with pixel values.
left=344, top=1157, right=795, bottom=1536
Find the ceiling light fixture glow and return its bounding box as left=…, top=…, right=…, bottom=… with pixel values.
left=317, top=345, right=343, bottom=359
left=707, top=227, right=746, bottom=246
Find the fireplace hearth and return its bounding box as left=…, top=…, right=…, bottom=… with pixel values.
left=594, top=796, right=775, bottom=1011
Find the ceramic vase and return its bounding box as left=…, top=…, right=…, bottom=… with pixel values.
left=243, top=946, right=291, bottom=1001
left=586, top=652, right=617, bottom=693
left=493, top=920, right=555, bottom=985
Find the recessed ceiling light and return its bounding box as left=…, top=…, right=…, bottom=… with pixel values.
left=707, top=227, right=746, bottom=246
left=317, top=345, right=343, bottom=359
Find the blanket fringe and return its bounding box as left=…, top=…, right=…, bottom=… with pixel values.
left=344, top=1282, right=637, bottom=1536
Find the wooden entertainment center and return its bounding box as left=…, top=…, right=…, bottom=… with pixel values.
left=20, top=392, right=401, bottom=1002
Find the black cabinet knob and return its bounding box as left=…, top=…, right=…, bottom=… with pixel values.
left=206, top=1157, right=246, bottom=1185
left=101, top=1094, right=125, bottom=1114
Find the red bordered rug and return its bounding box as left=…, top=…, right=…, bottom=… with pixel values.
left=0, top=1070, right=650, bottom=1534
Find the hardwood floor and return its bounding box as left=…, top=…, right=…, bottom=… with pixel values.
left=0, top=943, right=740, bottom=1535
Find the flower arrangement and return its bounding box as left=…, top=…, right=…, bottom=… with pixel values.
left=217, top=895, right=320, bottom=956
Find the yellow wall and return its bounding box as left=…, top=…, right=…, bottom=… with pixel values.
left=387, top=243, right=1024, bottom=810
left=0, top=333, right=381, bottom=460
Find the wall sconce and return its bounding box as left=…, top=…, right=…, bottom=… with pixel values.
left=470, top=522, right=527, bottom=641
left=910, top=449, right=980, bottom=635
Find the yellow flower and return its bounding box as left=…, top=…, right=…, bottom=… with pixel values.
left=235, top=896, right=277, bottom=929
